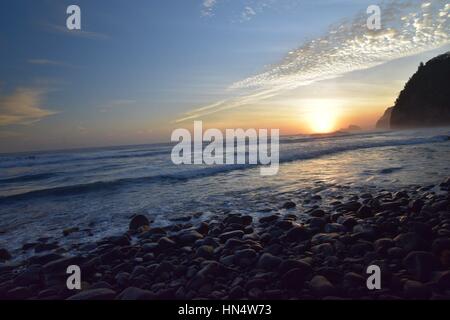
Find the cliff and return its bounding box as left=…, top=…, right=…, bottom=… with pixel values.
left=376, top=52, right=450, bottom=129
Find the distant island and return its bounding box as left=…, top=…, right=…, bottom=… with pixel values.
left=377, top=51, right=450, bottom=129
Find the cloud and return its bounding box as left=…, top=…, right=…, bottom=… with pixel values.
left=45, top=24, right=110, bottom=40
left=241, top=6, right=257, bottom=21
left=202, top=0, right=218, bottom=17
left=179, top=0, right=449, bottom=122
left=0, top=88, right=57, bottom=126
left=28, top=59, right=75, bottom=68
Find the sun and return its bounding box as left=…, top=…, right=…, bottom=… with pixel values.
left=303, top=99, right=341, bottom=133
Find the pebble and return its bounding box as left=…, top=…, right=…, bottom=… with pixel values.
left=67, top=288, right=116, bottom=300
left=129, top=214, right=150, bottom=231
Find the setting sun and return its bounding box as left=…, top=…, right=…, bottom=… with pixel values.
left=303, top=99, right=341, bottom=133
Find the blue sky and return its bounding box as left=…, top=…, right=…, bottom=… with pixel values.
left=0, top=0, right=449, bottom=152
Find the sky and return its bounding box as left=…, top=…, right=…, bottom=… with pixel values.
left=0, top=0, right=449, bottom=153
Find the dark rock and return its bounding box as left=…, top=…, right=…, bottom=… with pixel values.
left=394, top=232, right=427, bottom=252
left=257, top=253, right=282, bottom=270
left=342, top=272, right=366, bottom=289
left=259, top=215, right=279, bottom=224
left=219, top=230, right=244, bottom=242
left=129, top=214, right=150, bottom=231
left=387, top=247, right=406, bottom=259
left=338, top=201, right=361, bottom=212
left=309, top=275, right=336, bottom=297
left=324, top=223, right=345, bottom=233
left=403, top=280, right=431, bottom=299
left=196, top=245, right=214, bottom=259
left=403, top=251, right=436, bottom=281
left=6, top=286, right=32, bottom=299
left=281, top=267, right=311, bottom=290
left=177, top=230, right=204, bottom=244
left=409, top=199, right=424, bottom=213
left=0, top=248, right=11, bottom=261
left=117, top=287, right=155, bottom=300
left=234, top=249, right=257, bottom=267
left=436, top=271, right=450, bottom=290
left=312, top=243, right=335, bottom=256
left=34, top=242, right=59, bottom=253
left=308, top=217, right=326, bottom=231
left=229, top=286, right=245, bottom=299
left=278, top=259, right=311, bottom=274
left=285, top=226, right=310, bottom=242
left=67, top=288, right=116, bottom=300
left=310, top=209, right=326, bottom=217
left=357, top=205, right=373, bottom=218
left=63, top=227, right=80, bottom=237
left=374, top=238, right=395, bottom=255
left=196, top=222, right=209, bottom=235
left=432, top=238, right=450, bottom=267
left=282, top=201, right=296, bottom=209
left=158, top=237, right=176, bottom=250
left=43, top=256, right=84, bottom=274
left=340, top=217, right=358, bottom=230
left=13, top=265, right=43, bottom=286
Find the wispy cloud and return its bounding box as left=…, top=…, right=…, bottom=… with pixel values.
left=28, top=59, right=76, bottom=68
left=241, top=6, right=257, bottom=21
left=179, top=0, right=449, bottom=122
left=0, top=88, right=57, bottom=126
left=44, top=24, right=110, bottom=40
left=202, top=0, right=218, bottom=17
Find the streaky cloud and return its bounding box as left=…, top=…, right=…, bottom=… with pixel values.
left=0, top=88, right=57, bottom=126
left=178, top=0, right=449, bottom=123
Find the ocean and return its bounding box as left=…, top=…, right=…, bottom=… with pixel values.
left=1, top=127, right=449, bottom=257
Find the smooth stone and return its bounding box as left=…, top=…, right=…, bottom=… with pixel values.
left=7, top=286, right=32, bottom=299
left=403, top=251, right=436, bottom=281
left=278, top=259, right=311, bottom=274
left=285, top=226, right=310, bottom=242
left=63, top=227, right=80, bottom=237
left=129, top=214, right=150, bottom=231
left=158, top=237, right=176, bottom=250
left=312, top=243, right=335, bottom=256
left=281, top=267, right=311, bottom=290
left=394, top=232, right=427, bottom=252
left=229, top=286, right=245, bottom=299
left=219, top=230, right=244, bottom=242
left=324, top=223, right=345, bottom=233
left=310, top=209, right=326, bottom=217
left=342, top=272, right=366, bottom=289
left=403, top=280, right=431, bottom=299
left=374, top=238, right=395, bottom=254
left=357, top=205, right=373, bottom=218
left=282, top=201, right=296, bottom=209
left=43, top=256, right=84, bottom=274
left=234, top=249, right=257, bottom=267
left=259, top=215, right=279, bottom=224
left=67, top=288, right=116, bottom=300
left=177, top=230, right=204, bottom=244
left=309, top=275, right=336, bottom=297
left=196, top=245, right=214, bottom=259
left=116, top=287, right=155, bottom=300
left=308, top=217, right=326, bottom=231
left=257, top=253, right=282, bottom=270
